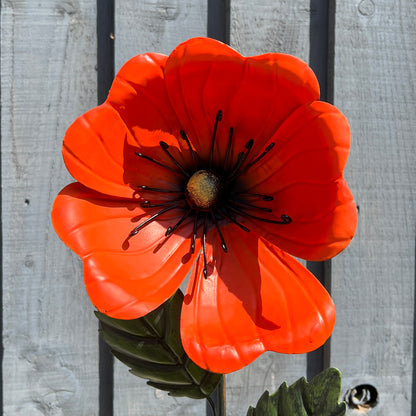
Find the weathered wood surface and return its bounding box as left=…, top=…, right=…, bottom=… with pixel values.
left=2, top=0, right=415, bottom=415
left=114, top=2, right=208, bottom=415
left=330, top=1, right=416, bottom=415
left=1, top=0, right=100, bottom=415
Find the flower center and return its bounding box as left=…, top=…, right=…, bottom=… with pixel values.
left=186, top=170, right=222, bottom=209
left=133, top=109, right=292, bottom=278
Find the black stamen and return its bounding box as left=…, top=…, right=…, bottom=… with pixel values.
left=218, top=209, right=250, bottom=232
left=129, top=203, right=179, bottom=237
left=231, top=200, right=273, bottom=213
left=233, top=142, right=275, bottom=179
left=141, top=199, right=184, bottom=208
left=226, top=205, right=292, bottom=225
left=202, top=216, right=208, bottom=278
left=234, top=192, right=274, bottom=201
left=180, top=130, right=198, bottom=169
left=135, top=152, right=183, bottom=176
left=227, top=139, right=254, bottom=180
left=165, top=208, right=193, bottom=236
left=159, top=141, right=190, bottom=178
left=209, top=110, right=223, bottom=168
left=228, top=152, right=244, bottom=178
left=138, top=185, right=182, bottom=194
left=190, top=212, right=199, bottom=253
left=223, top=127, right=234, bottom=172
left=210, top=211, right=227, bottom=252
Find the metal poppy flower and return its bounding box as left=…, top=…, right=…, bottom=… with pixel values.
left=52, top=37, right=357, bottom=374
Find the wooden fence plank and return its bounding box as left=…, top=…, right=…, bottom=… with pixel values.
left=228, top=1, right=312, bottom=414
left=115, top=0, right=208, bottom=71
left=1, top=1, right=100, bottom=414
left=113, top=2, right=208, bottom=414
left=330, top=1, right=416, bottom=414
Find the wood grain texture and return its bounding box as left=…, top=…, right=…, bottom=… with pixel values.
left=1, top=1, right=99, bottom=414
left=230, top=0, right=311, bottom=58
left=228, top=1, right=312, bottom=415
left=115, top=0, right=207, bottom=71
left=113, top=1, right=208, bottom=415
left=330, top=1, right=416, bottom=415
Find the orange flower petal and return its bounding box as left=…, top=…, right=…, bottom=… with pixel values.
left=164, top=37, right=319, bottom=162
left=63, top=103, right=186, bottom=199
left=52, top=182, right=197, bottom=319
left=233, top=101, right=357, bottom=260
left=241, top=101, right=351, bottom=189
left=63, top=52, right=194, bottom=199
left=243, top=179, right=358, bottom=261
left=107, top=53, right=186, bottom=153
left=180, top=225, right=335, bottom=373
left=63, top=103, right=133, bottom=198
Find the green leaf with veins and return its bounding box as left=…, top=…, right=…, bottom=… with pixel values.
left=95, top=290, right=222, bottom=399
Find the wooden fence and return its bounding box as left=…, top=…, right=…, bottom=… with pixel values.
left=2, top=0, right=415, bottom=415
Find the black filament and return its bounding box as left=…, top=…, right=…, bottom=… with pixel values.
left=135, top=152, right=183, bottom=176
left=210, top=211, right=228, bottom=252
left=191, top=212, right=199, bottom=253
left=165, top=208, right=193, bottom=236
left=223, top=127, right=234, bottom=172
left=209, top=110, right=223, bottom=168
left=202, top=216, right=209, bottom=278
left=159, top=141, right=190, bottom=178
left=129, top=204, right=179, bottom=237
left=232, top=142, right=275, bottom=180
left=226, top=205, right=292, bottom=225
left=180, top=130, right=198, bottom=168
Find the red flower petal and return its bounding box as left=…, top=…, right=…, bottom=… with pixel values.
left=63, top=53, right=191, bottom=198
left=180, top=225, right=335, bottom=373
left=52, top=182, right=197, bottom=319
left=63, top=103, right=185, bottom=199
left=235, top=101, right=357, bottom=260
left=164, top=37, right=319, bottom=162
left=242, top=101, right=351, bottom=188
left=244, top=179, right=357, bottom=261
left=107, top=53, right=185, bottom=152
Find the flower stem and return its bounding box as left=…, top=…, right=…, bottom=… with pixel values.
left=207, top=397, right=217, bottom=416
left=206, top=375, right=225, bottom=416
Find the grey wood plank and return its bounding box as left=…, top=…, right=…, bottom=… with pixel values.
left=1, top=1, right=100, bottom=414
left=330, top=1, right=416, bottom=415
left=230, top=0, right=311, bottom=58
left=228, top=1, right=312, bottom=415
left=113, top=1, right=208, bottom=415
left=115, top=0, right=207, bottom=71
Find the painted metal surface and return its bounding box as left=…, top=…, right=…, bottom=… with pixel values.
left=2, top=1, right=415, bottom=415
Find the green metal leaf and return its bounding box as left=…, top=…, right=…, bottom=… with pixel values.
left=247, top=368, right=346, bottom=416
left=95, top=290, right=222, bottom=399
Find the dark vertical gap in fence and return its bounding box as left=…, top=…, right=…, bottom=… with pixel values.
left=309, top=0, right=335, bottom=103
left=207, top=0, right=230, bottom=44
left=306, top=261, right=332, bottom=379
left=307, top=0, right=336, bottom=381
left=97, top=1, right=115, bottom=415
left=97, top=0, right=115, bottom=104
left=207, top=3, right=231, bottom=414
left=0, top=0, right=4, bottom=413
left=412, top=236, right=416, bottom=416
